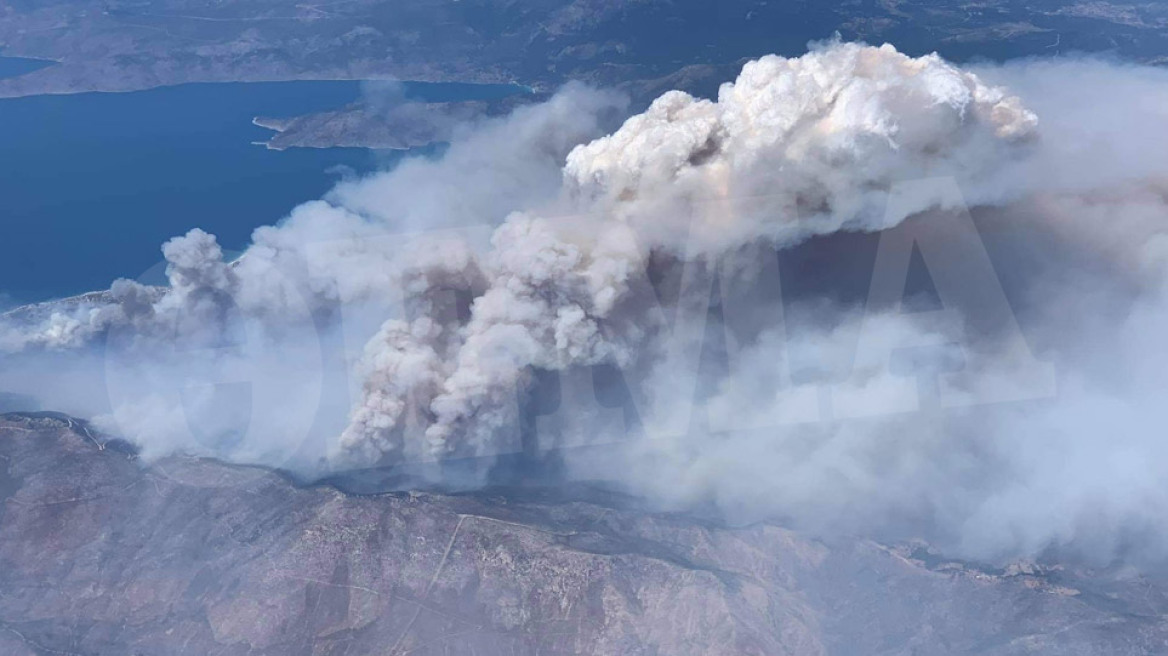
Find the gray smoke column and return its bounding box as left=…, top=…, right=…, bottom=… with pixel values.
left=3, top=41, right=1168, bottom=563
left=338, top=42, right=1036, bottom=464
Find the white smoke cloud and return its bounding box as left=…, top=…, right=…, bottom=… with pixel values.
left=341, top=42, right=1038, bottom=464
left=563, top=44, right=1036, bottom=251
left=3, top=41, right=1168, bottom=564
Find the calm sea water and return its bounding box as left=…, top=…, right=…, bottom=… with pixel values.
left=0, top=79, right=520, bottom=304
left=0, top=56, right=55, bottom=80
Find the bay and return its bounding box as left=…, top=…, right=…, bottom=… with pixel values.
left=0, top=79, right=519, bottom=303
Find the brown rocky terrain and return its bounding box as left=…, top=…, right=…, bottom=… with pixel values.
left=3, top=414, right=1168, bottom=654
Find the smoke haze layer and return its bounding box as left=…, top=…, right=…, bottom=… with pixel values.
left=3, top=41, right=1168, bottom=564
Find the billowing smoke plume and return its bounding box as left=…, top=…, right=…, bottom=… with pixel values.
left=3, top=41, right=1168, bottom=564
left=338, top=43, right=1038, bottom=464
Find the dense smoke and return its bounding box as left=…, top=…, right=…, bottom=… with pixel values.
left=3, top=41, right=1168, bottom=564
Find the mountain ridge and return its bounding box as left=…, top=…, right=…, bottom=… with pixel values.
left=3, top=413, right=1168, bottom=654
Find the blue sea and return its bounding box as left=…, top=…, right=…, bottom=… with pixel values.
left=0, top=56, right=55, bottom=80
left=0, top=76, right=520, bottom=304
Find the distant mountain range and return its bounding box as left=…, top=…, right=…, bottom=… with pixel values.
left=2, top=0, right=1167, bottom=98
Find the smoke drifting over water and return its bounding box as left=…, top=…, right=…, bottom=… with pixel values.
left=4, top=42, right=1168, bottom=564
